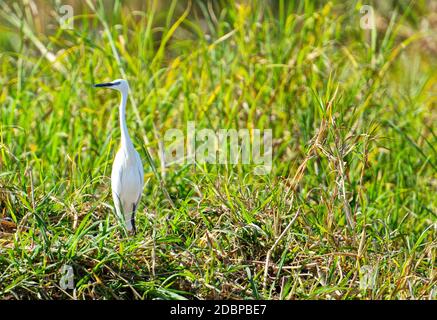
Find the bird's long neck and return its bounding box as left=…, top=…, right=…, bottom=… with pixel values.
left=119, top=89, right=134, bottom=151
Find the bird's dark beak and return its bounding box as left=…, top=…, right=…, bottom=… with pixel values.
left=93, top=82, right=114, bottom=88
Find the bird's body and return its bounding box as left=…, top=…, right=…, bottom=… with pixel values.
left=111, top=145, right=143, bottom=232
left=94, top=79, right=144, bottom=234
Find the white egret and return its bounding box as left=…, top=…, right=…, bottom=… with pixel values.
left=94, top=79, right=144, bottom=235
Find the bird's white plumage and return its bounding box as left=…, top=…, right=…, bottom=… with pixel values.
left=111, top=146, right=144, bottom=232
left=94, top=78, right=144, bottom=234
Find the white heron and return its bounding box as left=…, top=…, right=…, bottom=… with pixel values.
left=94, top=79, right=144, bottom=235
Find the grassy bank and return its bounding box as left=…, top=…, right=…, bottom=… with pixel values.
left=0, top=0, right=435, bottom=299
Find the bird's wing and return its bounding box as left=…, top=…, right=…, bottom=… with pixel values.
left=135, top=149, right=144, bottom=186
left=133, top=149, right=144, bottom=209
left=111, top=149, right=143, bottom=215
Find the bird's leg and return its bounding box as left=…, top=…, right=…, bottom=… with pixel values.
left=127, top=203, right=137, bottom=236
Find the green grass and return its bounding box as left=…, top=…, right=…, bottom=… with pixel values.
left=0, top=0, right=435, bottom=299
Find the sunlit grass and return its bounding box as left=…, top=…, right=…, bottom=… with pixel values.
left=0, top=0, right=435, bottom=299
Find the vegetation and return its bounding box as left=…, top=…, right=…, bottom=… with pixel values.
left=0, top=0, right=435, bottom=299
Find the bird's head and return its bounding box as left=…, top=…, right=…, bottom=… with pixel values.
left=93, top=79, right=129, bottom=93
